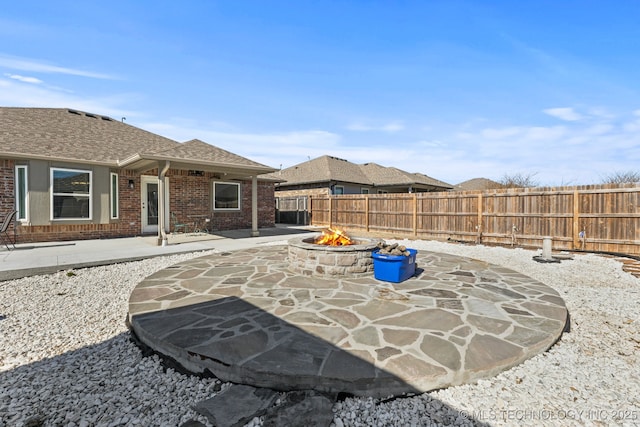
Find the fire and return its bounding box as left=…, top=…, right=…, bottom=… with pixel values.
left=314, top=228, right=353, bottom=246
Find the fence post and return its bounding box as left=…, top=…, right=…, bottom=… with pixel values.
left=413, top=193, right=417, bottom=236
left=572, top=189, right=580, bottom=249
left=329, top=196, right=333, bottom=228
left=365, top=195, right=370, bottom=232
left=477, top=193, right=483, bottom=243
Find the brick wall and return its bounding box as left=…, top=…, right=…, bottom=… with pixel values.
left=207, top=179, right=275, bottom=230
left=0, top=159, right=15, bottom=214
left=10, top=166, right=275, bottom=243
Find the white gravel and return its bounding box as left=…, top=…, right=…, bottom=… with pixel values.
left=1, top=242, right=639, bottom=426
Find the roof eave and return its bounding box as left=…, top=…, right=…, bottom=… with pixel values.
left=119, top=154, right=277, bottom=176
left=0, top=151, right=117, bottom=167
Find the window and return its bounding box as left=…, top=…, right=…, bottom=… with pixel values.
left=15, top=165, right=28, bottom=221
left=110, top=173, right=119, bottom=219
left=51, top=168, right=92, bottom=219
left=361, top=188, right=370, bottom=194
left=213, top=181, right=240, bottom=210
left=334, top=186, right=344, bottom=195
left=377, top=190, right=388, bottom=194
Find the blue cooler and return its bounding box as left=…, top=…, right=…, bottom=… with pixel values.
left=372, top=248, right=417, bottom=283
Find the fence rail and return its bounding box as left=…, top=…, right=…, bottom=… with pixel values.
left=309, top=183, right=640, bottom=255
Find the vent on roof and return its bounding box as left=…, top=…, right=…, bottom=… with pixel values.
left=85, top=113, right=97, bottom=119
left=100, top=116, right=113, bottom=121
left=329, top=156, right=349, bottom=162
left=67, top=109, right=81, bottom=115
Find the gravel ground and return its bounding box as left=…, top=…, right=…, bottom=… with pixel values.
left=1, top=241, right=639, bottom=427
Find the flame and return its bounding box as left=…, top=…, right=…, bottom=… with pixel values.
left=314, top=228, right=353, bottom=246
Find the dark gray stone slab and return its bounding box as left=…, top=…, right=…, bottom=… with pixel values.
left=193, top=384, right=278, bottom=427
left=263, top=390, right=335, bottom=427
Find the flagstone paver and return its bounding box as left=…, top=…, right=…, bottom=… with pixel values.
left=128, top=245, right=568, bottom=398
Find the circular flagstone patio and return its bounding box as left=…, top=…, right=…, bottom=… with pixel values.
left=128, top=245, right=569, bottom=398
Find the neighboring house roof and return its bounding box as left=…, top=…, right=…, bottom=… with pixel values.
left=359, top=162, right=453, bottom=189
left=0, top=107, right=276, bottom=176
left=455, top=177, right=502, bottom=191
left=267, top=155, right=371, bottom=186
left=265, top=155, right=453, bottom=190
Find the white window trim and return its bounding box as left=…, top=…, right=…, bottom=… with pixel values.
left=15, top=165, right=28, bottom=222
left=334, top=185, right=344, bottom=195
left=213, top=181, right=241, bottom=211
left=361, top=188, right=369, bottom=194
left=50, top=167, right=92, bottom=220
left=110, top=172, right=119, bottom=219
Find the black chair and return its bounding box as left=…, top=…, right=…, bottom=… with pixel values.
left=0, top=210, right=18, bottom=250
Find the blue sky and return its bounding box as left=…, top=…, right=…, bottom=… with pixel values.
left=2, top=1, right=639, bottom=186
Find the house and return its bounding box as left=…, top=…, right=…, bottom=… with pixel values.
left=267, top=155, right=453, bottom=197
left=0, top=107, right=278, bottom=244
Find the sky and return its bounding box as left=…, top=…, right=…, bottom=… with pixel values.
left=1, top=1, right=639, bottom=186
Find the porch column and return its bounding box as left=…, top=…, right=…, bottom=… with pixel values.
left=251, top=175, right=259, bottom=237
left=157, top=161, right=170, bottom=246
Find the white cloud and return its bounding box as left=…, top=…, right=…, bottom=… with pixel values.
left=543, top=107, right=583, bottom=121
left=586, top=107, right=615, bottom=120
left=524, top=125, right=566, bottom=140
left=438, top=108, right=640, bottom=185
left=0, top=54, right=114, bottom=79
left=417, top=139, right=446, bottom=148
left=481, top=126, right=522, bottom=139
left=143, top=108, right=639, bottom=186
left=141, top=120, right=343, bottom=169
left=346, top=120, right=404, bottom=132
left=618, top=110, right=640, bottom=132
left=4, top=73, right=42, bottom=84
left=0, top=77, right=134, bottom=118
left=584, top=123, right=613, bottom=135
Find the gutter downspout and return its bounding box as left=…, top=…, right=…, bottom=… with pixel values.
left=157, top=161, right=170, bottom=246
left=251, top=175, right=259, bottom=237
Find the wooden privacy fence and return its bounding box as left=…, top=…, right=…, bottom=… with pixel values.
left=309, top=183, right=640, bottom=255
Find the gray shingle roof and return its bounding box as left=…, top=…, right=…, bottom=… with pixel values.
left=266, top=155, right=452, bottom=190
left=266, top=155, right=371, bottom=186
left=0, top=107, right=276, bottom=174
left=359, top=163, right=452, bottom=188
left=159, top=139, right=272, bottom=169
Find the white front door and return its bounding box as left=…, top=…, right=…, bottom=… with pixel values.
left=141, top=176, right=159, bottom=234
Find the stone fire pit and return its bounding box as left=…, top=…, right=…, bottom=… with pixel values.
left=287, top=234, right=379, bottom=278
